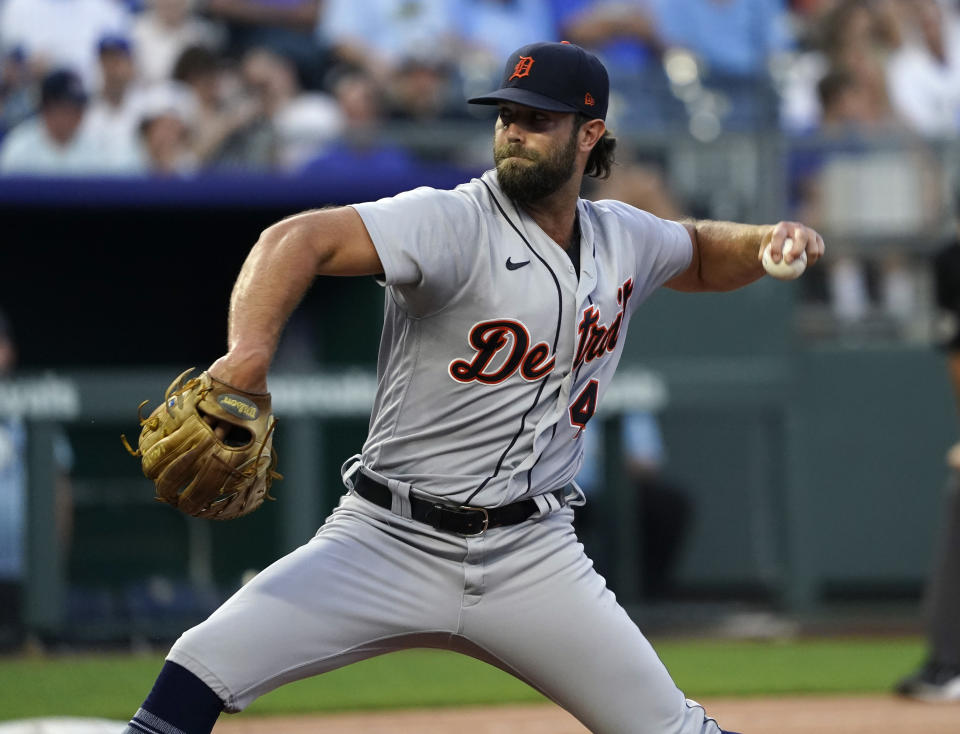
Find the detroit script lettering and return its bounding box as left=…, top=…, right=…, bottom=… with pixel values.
left=449, top=278, right=634, bottom=384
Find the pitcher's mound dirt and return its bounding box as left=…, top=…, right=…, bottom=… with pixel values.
left=214, top=695, right=960, bottom=733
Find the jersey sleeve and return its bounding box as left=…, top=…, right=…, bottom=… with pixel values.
left=598, top=200, right=692, bottom=307
left=351, top=184, right=482, bottom=316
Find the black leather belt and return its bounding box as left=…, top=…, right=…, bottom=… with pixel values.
left=353, top=472, right=561, bottom=536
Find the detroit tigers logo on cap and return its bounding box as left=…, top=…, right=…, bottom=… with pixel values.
left=467, top=41, right=609, bottom=120
left=509, top=56, right=535, bottom=81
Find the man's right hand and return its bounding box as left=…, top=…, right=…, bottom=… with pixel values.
left=207, top=351, right=270, bottom=394
left=204, top=353, right=270, bottom=441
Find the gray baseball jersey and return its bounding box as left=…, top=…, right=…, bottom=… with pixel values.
left=165, top=171, right=733, bottom=734
left=351, top=169, right=690, bottom=507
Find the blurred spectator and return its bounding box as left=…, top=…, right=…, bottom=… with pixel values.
left=85, top=35, right=147, bottom=172
left=574, top=412, right=693, bottom=600
left=319, top=0, right=458, bottom=84
left=816, top=67, right=868, bottom=127
left=786, top=1, right=907, bottom=211
left=0, top=308, right=73, bottom=652
left=886, top=0, right=960, bottom=137
left=781, top=1, right=847, bottom=132
left=239, top=47, right=342, bottom=169
left=454, top=0, right=556, bottom=76
left=203, top=0, right=329, bottom=90
left=131, top=0, right=223, bottom=84
left=450, top=0, right=557, bottom=121
left=172, top=45, right=263, bottom=167
left=301, top=66, right=474, bottom=190
left=790, top=63, right=933, bottom=326
left=553, top=1, right=673, bottom=130
left=0, top=47, right=34, bottom=138
left=554, top=1, right=662, bottom=72
left=328, top=68, right=385, bottom=146
left=790, top=0, right=841, bottom=17
left=818, top=65, right=894, bottom=133
left=587, top=160, right=684, bottom=221
left=302, top=68, right=417, bottom=176
left=0, top=0, right=131, bottom=89
left=653, top=0, right=790, bottom=77
left=651, top=0, right=791, bottom=129
left=205, top=0, right=319, bottom=36
left=794, top=69, right=878, bottom=321
left=781, top=0, right=901, bottom=133
left=137, top=82, right=198, bottom=175
left=826, top=0, right=900, bottom=121
left=789, top=69, right=875, bottom=321
left=0, top=69, right=105, bottom=176
left=584, top=143, right=685, bottom=235
left=385, top=58, right=466, bottom=122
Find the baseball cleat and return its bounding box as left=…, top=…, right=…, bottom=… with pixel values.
left=894, top=660, right=960, bottom=701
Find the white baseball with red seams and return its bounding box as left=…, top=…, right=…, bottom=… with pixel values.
left=761, top=238, right=806, bottom=280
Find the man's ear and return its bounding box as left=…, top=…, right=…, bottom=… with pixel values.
left=580, top=118, right=606, bottom=150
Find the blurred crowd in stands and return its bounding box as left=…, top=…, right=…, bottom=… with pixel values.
left=0, top=0, right=956, bottom=179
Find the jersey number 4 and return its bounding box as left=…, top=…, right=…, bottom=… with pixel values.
left=569, top=379, right=599, bottom=430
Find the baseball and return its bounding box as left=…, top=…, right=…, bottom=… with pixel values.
left=762, top=238, right=807, bottom=280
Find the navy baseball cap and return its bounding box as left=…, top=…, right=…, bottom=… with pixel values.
left=468, top=41, right=609, bottom=120
left=40, top=69, right=87, bottom=106
left=98, top=34, right=132, bottom=55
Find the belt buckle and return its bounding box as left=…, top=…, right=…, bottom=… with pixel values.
left=456, top=505, right=489, bottom=537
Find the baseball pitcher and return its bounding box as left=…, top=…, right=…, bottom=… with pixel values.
left=122, top=42, right=824, bottom=734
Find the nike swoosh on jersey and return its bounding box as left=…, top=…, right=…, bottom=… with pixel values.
left=505, top=257, right=531, bottom=270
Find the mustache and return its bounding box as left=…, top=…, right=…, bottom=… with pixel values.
left=494, top=143, right=540, bottom=162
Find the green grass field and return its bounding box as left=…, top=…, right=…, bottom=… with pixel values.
left=0, top=637, right=927, bottom=721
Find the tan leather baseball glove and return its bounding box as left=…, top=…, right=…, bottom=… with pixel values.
left=122, top=368, right=280, bottom=519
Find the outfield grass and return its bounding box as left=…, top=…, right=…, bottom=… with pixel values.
left=0, top=637, right=927, bottom=721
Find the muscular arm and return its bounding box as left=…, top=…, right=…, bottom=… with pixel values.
left=666, top=219, right=825, bottom=293
left=209, top=206, right=382, bottom=391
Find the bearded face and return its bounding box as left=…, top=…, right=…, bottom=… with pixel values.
left=494, top=121, right=579, bottom=204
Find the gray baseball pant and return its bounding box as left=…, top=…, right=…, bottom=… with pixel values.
left=167, top=491, right=726, bottom=733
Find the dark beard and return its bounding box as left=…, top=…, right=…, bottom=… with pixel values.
left=494, top=130, right=578, bottom=204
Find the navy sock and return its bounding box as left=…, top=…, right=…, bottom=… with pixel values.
left=127, top=660, right=224, bottom=734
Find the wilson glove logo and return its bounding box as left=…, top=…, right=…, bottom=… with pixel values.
left=218, top=394, right=259, bottom=420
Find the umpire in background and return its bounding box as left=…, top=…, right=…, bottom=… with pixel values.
left=895, top=201, right=960, bottom=701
